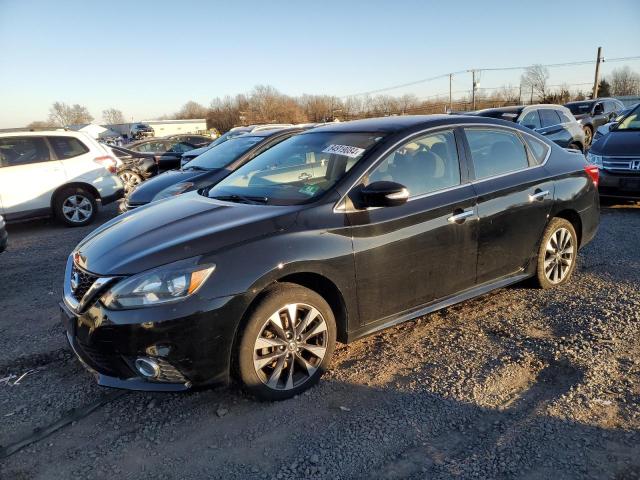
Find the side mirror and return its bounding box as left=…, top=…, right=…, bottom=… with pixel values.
left=359, top=181, right=409, bottom=208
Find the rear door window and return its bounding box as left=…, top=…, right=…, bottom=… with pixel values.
left=0, top=136, right=52, bottom=167
left=539, top=109, right=562, bottom=127
left=523, top=135, right=550, bottom=165
left=48, top=136, right=89, bottom=160
left=464, top=128, right=529, bottom=180
left=557, top=111, right=574, bottom=123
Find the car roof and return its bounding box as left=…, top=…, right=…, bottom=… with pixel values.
left=243, top=127, right=303, bottom=138
left=306, top=114, right=522, bottom=134
left=474, top=106, right=525, bottom=115
left=0, top=129, right=91, bottom=138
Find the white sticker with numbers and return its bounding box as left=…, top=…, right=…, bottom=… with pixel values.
left=322, top=144, right=365, bottom=158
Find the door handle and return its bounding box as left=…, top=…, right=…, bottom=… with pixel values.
left=529, top=190, right=550, bottom=202
left=447, top=209, right=475, bottom=223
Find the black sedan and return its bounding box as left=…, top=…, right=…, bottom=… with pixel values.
left=470, top=104, right=585, bottom=151
left=163, top=134, right=213, bottom=148
left=120, top=128, right=304, bottom=212
left=61, top=115, right=599, bottom=400
left=565, top=98, right=625, bottom=146
left=587, top=103, right=640, bottom=200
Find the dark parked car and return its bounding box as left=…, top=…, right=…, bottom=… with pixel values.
left=594, top=103, right=640, bottom=141
left=565, top=98, right=625, bottom=146
left=61, top=115, right=599, bottom=400
left=470, top=105, right=586, bottom=151
left=163, top=134, right=213, bottom=148
left=0, top=214, right=7, bottom=253
left=587, top=103, right=640, bottom=200
left=119, top=128, right=304, bottom=212
left=112, top=140, right=198, bottom=192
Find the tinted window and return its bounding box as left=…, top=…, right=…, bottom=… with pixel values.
left=523, top=135, right=550, bottom=165
left=207, top=132, right=385, bottom=205
left=0, top=136, right=51, bottom=167
left=565, top=102, right=593, bottom=115
left=540, top=109, right=562, bottom=127
left=519, top=110, right=541, bottom=129
left=187, top=136, right=264, bottom=169
left=48, top=136, right=89, bottom=159
left=366, top=130, right=461, bottom=197
left=465, top=129, right=529, bottom=179
left=134, top=141, right=166, bottom=152
left=168, top=142, right=194, bottom=153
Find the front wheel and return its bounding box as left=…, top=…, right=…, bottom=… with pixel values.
left=119, top=169, right=143, bottom=194
left=237, top=283, right=336, bottom=401
left=583, top=125, right=593, bottom=147
left=534, top=218, right=578, bottom=289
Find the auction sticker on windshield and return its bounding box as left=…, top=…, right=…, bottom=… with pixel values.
left=322, top=144, right=366, bottom=158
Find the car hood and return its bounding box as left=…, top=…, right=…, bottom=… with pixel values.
left=591, top=131, right=640, bottom=156
left=183, top=145, right=211, bottom=158
left=75, top=192, right=297, bottom=275
left=127, top=169, right=218, bottom=204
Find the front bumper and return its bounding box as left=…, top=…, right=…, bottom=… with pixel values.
left=61, top=288, right=251, bottom=392
left=101, top=188, right=125, bottom=206
left=598, top=169, right=640, bottom=199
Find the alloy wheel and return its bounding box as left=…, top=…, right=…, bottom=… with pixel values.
left=120, top=171, right=141, bottom=193
left=62, top=194, right=93, bottom=224
left=253, top=303, right=328, bottom=391
left=544, top=227, right=574, bottom=284
left=583, top=126, right=592, bottom=146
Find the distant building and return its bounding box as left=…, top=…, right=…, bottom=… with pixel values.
left=68, top=123, right=122, bottom=140
left=140, top=119, right=207, bottom=136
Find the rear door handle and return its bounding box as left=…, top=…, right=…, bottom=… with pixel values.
left=447, top=209, right=475, bottom=223
left=529, top=190, right=550, bottom=202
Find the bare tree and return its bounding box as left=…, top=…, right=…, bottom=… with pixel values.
left=48, top=102, right=93, bottom=127
left=520, top=65, right=550, bottom=102
left=26, top=120, right=57, bottom=130
left=102, top=108, right=126, bottom=124
left=175, top=101, right=209, bottom=119
left=397, top=94, right=419, bottom=114
left=609, top=66, right=640, bottom=96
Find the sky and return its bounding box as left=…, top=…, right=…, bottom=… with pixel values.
left=0, top=0, right=639, bottom=128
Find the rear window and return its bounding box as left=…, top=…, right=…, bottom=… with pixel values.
left=48, top=136, right=89, bottom=159
left=566, top=102, right=592, bottom=115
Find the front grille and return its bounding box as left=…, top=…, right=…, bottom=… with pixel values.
left=71, top=263, right=98, bottom=302
left=603, top=157, right=640, bottom=172
left=75, top=340, right=125, bottom=377
left=155, top=358, right=187, bottom=383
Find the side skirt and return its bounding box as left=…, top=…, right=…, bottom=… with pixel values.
left=346, top=272, right=532, bottom=342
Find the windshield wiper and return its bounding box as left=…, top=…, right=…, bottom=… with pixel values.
left=211, top=194, right=269, bottom=205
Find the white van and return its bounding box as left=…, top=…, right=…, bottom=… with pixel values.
left=0, top=130, right=124, bottom=226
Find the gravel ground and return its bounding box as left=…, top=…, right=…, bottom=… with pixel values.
left=1, top=202, right=639, bottom=480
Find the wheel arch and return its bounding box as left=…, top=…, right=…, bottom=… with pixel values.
left=51, top=182, right=102, bottom=210
left=553, top=209, right=583, bottom=247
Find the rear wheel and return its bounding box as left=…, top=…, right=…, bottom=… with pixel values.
left=534, top=218, right=578, bottom=289
left=237, top=283, right=336, bottom=401
left=54, top=187, right=97, bottom=227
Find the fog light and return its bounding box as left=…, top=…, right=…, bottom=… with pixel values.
left=135, top=357, right=160, bottom=379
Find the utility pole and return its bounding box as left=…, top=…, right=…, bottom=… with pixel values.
left=518, top=85, right=522, bottom=105
left=530, top=85, right=534, bottom=104
left=593, top=46, right=603, bottom=99
left=449, top=73, right=453, bottom=111
left=471, top=70, right=476, bottom=110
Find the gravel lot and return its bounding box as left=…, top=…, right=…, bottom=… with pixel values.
left=1, top=201, right=639, bottom=480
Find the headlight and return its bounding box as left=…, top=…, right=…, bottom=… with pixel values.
left=586, top=152, right=603, bottom=168
left=153, top=182, right=195, bottom=200
left=101, top=259, right=215, bottom=309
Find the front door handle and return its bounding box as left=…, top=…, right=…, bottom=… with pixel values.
left=447, top=209, right=475, bottom=224
left=529, top=190, right=550, bottom=202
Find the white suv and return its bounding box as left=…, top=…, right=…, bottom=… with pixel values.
left=0, top=131, right=124, bottom=226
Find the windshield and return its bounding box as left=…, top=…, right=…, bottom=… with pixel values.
left=206, top=131, right=385, bottom=205
left=566, top=102, right=592, bottom=115
left=613, top=105, right=640, bottom=131
left=185, top=135, right=263, bottom=170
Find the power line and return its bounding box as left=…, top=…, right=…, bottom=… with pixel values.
left=341, top=55, right=640, bottom=98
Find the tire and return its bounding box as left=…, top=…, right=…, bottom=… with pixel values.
left=119, top=169, right=143, bottom=194
left=583, top=125, right=593, bottom=147
left=54, top=186, right=98, bottom=227
left=237, top=282, right=336, bottom=401
left=533, top=218, right=578, bottom=289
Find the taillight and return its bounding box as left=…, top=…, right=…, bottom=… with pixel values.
left=584, top=164, right=599, bottom=187
left=94, top=156, right=117, bottom=174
